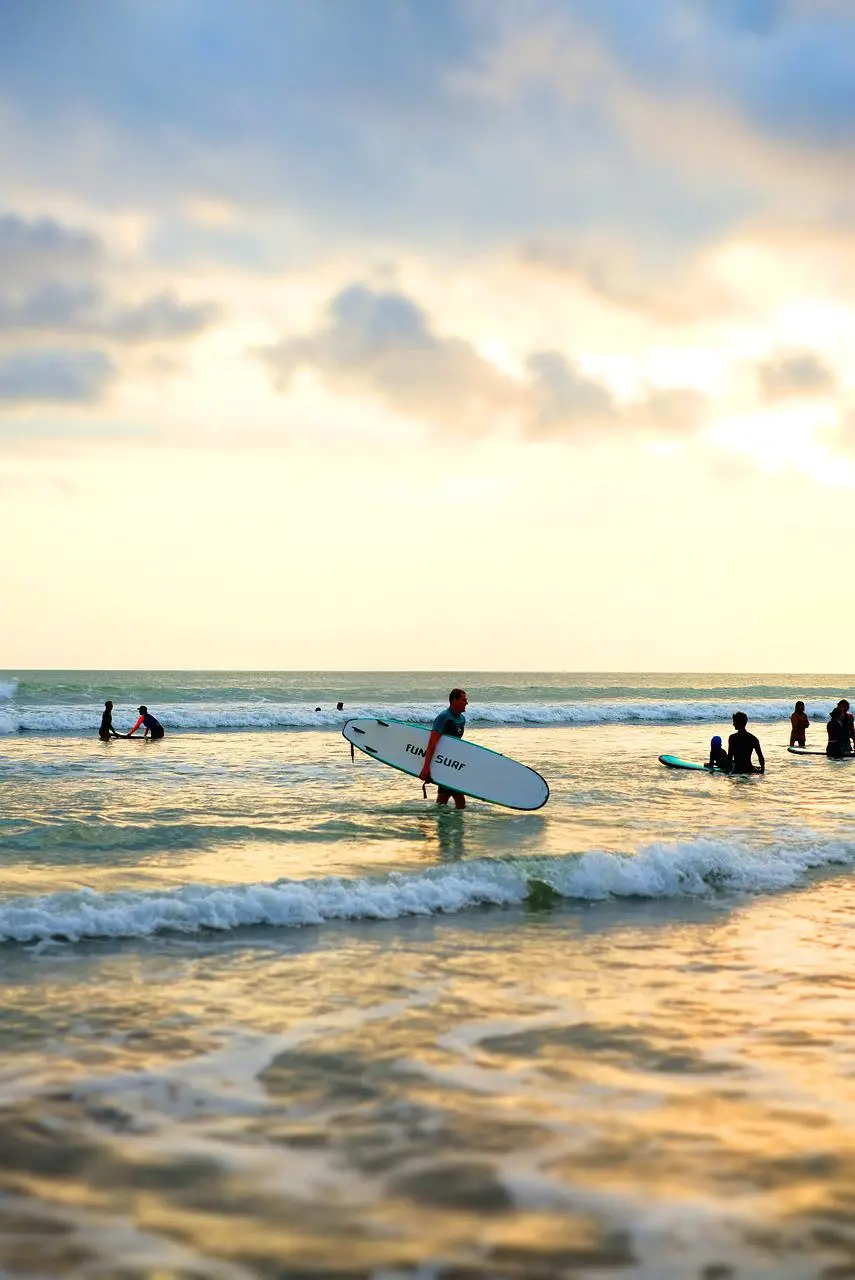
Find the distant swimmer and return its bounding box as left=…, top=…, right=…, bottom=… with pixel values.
left=336, top=701, right=344, bottom=711
left=419, top=688, right=468, bottom=809
left=826, top=706, right=846, bottom=758
left=727, top=712, right=765, bottom=775
left=705, top=735, right=730, bottom=773
left=836, top=700, right=854, bottom=755
left=98, top=700, right=123, bottom=741
left=789, top=701, right=810, bottom=749
left=127, top=705, right=165, bottom=740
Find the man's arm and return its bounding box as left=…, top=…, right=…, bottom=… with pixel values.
left=419, top=729, right=442, bottom=782
left=127, top=715, right=144, bottom=737
left=755, top=737, right=765, bottom=772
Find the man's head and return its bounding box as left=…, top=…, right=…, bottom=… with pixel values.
left=449, top=688, right=468, bottom=714
left=838, top=699, right=850, bottom=712
left=105, top=700, right=113, bottom=710
left=138, top=705, right=147, bottom=714
left=732, top=712, right=748, bottom=730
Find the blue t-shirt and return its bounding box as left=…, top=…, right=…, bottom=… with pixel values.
left=432, top=708, right=465, bottom=739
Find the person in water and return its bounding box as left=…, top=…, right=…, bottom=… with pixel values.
left=826, top=706, right=846, bottom=758
left=419, top=688, right=468, bottom=809
left=98, top=700, right=122, bottom=741
left=727, top=712, right=765, bottom=774
left=706, top=735, right=730, bottom=772
left=835, top=699, right=854, bottom=754
left=789, top=701, right=810, bottom=749
left=127, top=705, right=165, bottom=740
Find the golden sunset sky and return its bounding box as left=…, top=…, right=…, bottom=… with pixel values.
left=2, top=0, right=854, bottom=669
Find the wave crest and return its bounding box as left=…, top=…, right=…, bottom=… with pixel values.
left=0, top=697, right=842, bottom=735
left=2, top=837, right=852, bottom=944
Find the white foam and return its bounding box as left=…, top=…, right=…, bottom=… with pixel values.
left=0, top=679, right=17, bottom=701
left=0, top=697, right=840, bottom=735
left=1, top=836, right=852, bottom=944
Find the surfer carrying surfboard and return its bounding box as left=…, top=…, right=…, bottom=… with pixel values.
left=420, top=689, right=468, bottom=808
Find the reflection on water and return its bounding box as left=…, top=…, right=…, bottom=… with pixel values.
left=1, top=882, right=855, bottom=1276
left=3, top=723, right=855, bottom=1274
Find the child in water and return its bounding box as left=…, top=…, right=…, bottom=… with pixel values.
left=706, top=735, right=730, bottom=772
left=790, top=701, right=810, bottom=748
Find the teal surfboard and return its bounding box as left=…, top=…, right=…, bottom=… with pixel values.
left=788, top=746, right=854, bottom=758
left=658, top=754, right=723, bottom=772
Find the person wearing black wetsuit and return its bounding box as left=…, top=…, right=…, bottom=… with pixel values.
left=127, top=705, right=165, bottom=740
left=826, top=707, right=846, bottom=758
left=98, top=700, right=120, bottom=741
left=836, top=700, right=854, bottom=755
left=727, top=712, right=765, bottom=774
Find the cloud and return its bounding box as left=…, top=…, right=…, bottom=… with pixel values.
left=263, top=283, right=518, bottom=434
left=0, top=349, right=116, bottom=404
left=525, top=350, right=707, bottom=440
left=2, top=0, right=854, bottom=276
left=525, top=351, right=616, bottom=434
left=0, top=211, right=218, bottom=437
left=520, top=233, right=738, bottom=324
left=0, top=213, right=101, bottom=285
left=0, top=211, right=218, bottom=344
left=100, top=292, right=218, bottom=341
left=757, top=351, right=837, bottom=399
left=0, top=282, right=215, bottom=341
left=263, top=282, right=708, bottom=443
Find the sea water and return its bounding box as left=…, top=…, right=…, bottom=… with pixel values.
left=1, top=671, right=855, bottom=1278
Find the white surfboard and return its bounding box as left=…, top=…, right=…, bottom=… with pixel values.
left=342, top=717, right=549, bottom=811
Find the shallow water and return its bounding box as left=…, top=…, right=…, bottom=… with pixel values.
left=2, top=674, right=855, bottom=1277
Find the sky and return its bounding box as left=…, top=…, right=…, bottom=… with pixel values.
left=2, top=0, right=855, bottom=671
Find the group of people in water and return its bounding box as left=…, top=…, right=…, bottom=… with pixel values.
left=704, top=698, right=855, bottom=772
left=790, top=698, right=855, bottom=758
left=99, top=701, right=164, bottom=741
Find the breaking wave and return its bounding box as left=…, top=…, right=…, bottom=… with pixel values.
left=2, top=836, right=852, bottom=944
left=0, top=697, right=844, bottom=736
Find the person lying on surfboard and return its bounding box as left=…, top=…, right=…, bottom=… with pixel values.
left=419, top=688, right=468, bottom=809
left=705, top=735, right=730, bottom=773
left=727, top=712, right=764, bottom=774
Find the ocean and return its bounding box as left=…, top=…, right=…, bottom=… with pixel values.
left=1, top=671, right=854, bottom=1279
